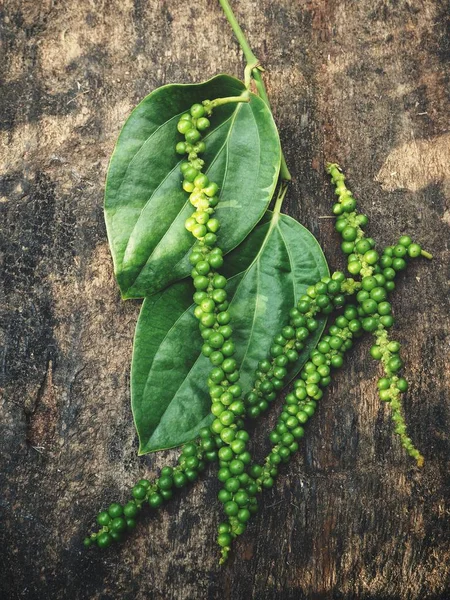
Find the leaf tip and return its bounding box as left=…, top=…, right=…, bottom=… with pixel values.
left=137, top=446, right=147, bottom=457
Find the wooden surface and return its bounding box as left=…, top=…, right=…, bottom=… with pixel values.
left=1, top=1, right=449, bottom=598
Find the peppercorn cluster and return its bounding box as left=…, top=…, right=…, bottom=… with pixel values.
left=177, top=100, right=260, bottom=551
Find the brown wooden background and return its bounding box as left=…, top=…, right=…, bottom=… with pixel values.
left=1, top=1, right=449, bottom=598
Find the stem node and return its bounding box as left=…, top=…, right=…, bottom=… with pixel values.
left=219, top=0, right=292, bottom=182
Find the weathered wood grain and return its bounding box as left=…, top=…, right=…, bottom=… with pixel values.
left=1, top=1, right=449, bottom=598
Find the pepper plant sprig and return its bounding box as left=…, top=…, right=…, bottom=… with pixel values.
left=85, top=0, right=432, bottom=564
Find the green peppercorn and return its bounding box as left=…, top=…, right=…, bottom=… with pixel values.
left=97, top=532, right=113, bottom=548
left=132, top=485, right=146, bottom=500
left=190, top=103, right=205, bottom=118
left=408, top=243, right=422, bottom=258
left=97, top=511, right=111, bottom=526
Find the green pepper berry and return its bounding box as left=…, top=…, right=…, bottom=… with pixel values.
left=387, top=355, right=403, bottom=372
left=230, top=438, right=246, bottom=454
left=229, top=400, right=245, bottom=416
left=222, top=358, right=237, bottom=373
left=341, top=241, right=355, bottom=254
left=204, top=232, right=217, bottom=246
left=397, top=377, right=408, bottom=392
left=177, top=120, right=192, bottom=134
left=219, top=411, right=235, bottom=426
left=341, top=225, right=357, bottom=241
left=210, top=367, right=225, bottom=384
left=204, top=182, right=219, bottom=197
left=224, top=369, right=239, bottom=385
left=201, top=313, right=216, bottom=327
left=173, top=472, right=188, bottom=488
left=217, top=446, right=233, bottom=462
left=195, top=260, right=210, bottom=276
left=108, top=503, right=123, bottom=519
left=182, top=442, right=198, bottom=456
left=380, top=315, right=394, bottom=328
left=132, top=484, right=146, bottom=500
left=218, top=489, right=233, bottom=504
left=393, top=244, right=407, bottom=257
left=379, top=389, right=391, bottom=402
left=378, top=377, right=390, bottom=390
left=224, top=501, right=239, bottom=517
left=195, top=141, right=206, bottom=153
left=192, top=223, right=207, bottom=238
left=217, top=311, right=231, bottom=325
left=210, top=351, right=225, bottom=366
left=97, top=511, right=111, bottom=526
left=97, top=532, right=113, bottom=548
left=377, top=301, right=391, bottom=315
left=387, top=341, right=400, bottom=353
left=275, top=355, right=289, bottom=367
left=364, top=250, right=379, bottom=265
left=217, top=467, right=230, bottom=482
left=392, top=257, right=406, bottom=271
left=193, top=275, right=209, bottom=290
left=183, top=180, right=195, bottom=193
left=355, top=239, right=371, bottom=254
left=348, top=260, right=361, bottom=275
left=158, top=475, right=174, bottom=490
left=207, top=255, right=222, bottom=271
left=229, top=459, right=245, bottom=475
left=330, top=354, right=344, bottom=368
left=407, top=243, right=422, bottom=257
left=370, top=287, right=387, bottom=303
left=202, top=343, right=213, bottom=357
left=382, top=268, right=395, bottom=282
left=211, top=401, right=225, bottom=417
left=212, top=288, right=227, bottom=303
left=342, top=197, right=357, bottom=211
left=183, top=166, right=199, bottom=182
left=200, top=298, right=214, bottom=313
left=370, top=345, right=383, bottom=360
left=148, top=492, right=163, bottom=508
left=362, top=317, right=378, bottom=332
left=234, top=490, right=249, bottom=506
left=109, top=531, right=123, bottom=543
left=185, top=469, right=199, bottom=482
left=207, top=218, right=220, bottom=233
left=123, top=502, right=139, bottom=519
left=380, top=255, right=392, bottom=268
left=196, top=117, right=210, bottom=131
left=190, top=103, right=205, bottom=118
left=212, top=274, right=227, bottom=289
left=111, top=517, right=127, bottom=532
left=209, top=332, right=225, bottom=349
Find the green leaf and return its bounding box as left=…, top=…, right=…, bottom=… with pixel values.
left=104, top=74, right=281, bottom=299
left=132, top=212, right=329, bottom=454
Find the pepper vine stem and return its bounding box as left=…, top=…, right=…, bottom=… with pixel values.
left=218, top=0, right=292, bottom=183
left=207, top=93, right=250, bottom=109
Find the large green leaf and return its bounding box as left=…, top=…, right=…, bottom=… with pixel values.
left=131, top=211, right=329, bottom=454
left=104, top=74, right=281, bottom=299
